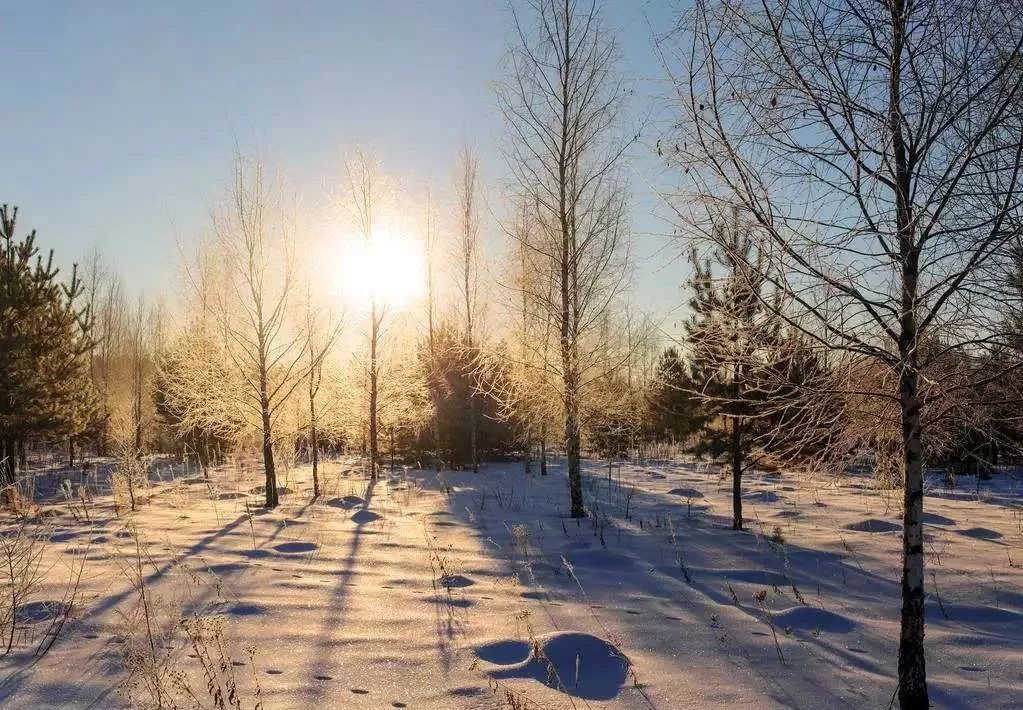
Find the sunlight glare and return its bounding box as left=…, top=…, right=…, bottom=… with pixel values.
left=338, top=228, right=426, bottom=310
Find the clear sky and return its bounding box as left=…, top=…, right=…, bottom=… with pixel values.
left=0, top=0, right=689, bottom=330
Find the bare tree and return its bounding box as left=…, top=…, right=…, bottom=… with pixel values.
left=158, top=235, right=246, bottom=473
left=212, top=154, right=307, bottom=508
left=455, top=147, right=482, bottom=472
left=127, top=296, right=150, bottom=458
left=494, top=199, right=560, bottom=476
left=301, top=287, right=341, bottom=498
left=83, top=250, right=128, bottom=457
left=335, top=148, right=389, bottom=479
left=424, top=188, right=443, bottom=471
left=498, top=0, right=631, bottom=517
left=663, top=1, right=1023, bottom=704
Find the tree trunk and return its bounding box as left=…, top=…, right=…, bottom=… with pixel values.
left=731, top=416, right=743, bottom=531
left=539, top=431, right=547, bottom=476
left=261, top=398, right=278, bottom=509
left=369, top=300, right=379, bottom=480
left=565, top=385, right=584, bottom=518
left=68, top=437, right=74, bottom=469
left=898, top=366, right=928, bottom=707
left=889, top=1, right=928, bottom=701
left=433, top=412, right=442, bottom=472
left=310, top=399, right=319, bottom=499
left=469, top=394, right=479, bottom=473
left=561, top=268, right=583, bottom=515
left=17, top=438, right=26, bottom=470
left=0, top=437, right=15, bottom=488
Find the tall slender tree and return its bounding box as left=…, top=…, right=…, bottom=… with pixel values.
left=337, top=148, right=389, bottom=479
left=302, top=288, right=340, bottom=498
left=498, top=0, right=631, bottom=517
left=212, top=155, right=306, bottom=509
left=423, top=188, right=443, bottom=470
left=455, top=148, right=482, bottom=472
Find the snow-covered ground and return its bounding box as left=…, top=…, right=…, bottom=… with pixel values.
left=1, top=456, right=1021, bottom=709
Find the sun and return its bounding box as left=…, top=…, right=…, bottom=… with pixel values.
left=337, top=227, right=426, bottom=310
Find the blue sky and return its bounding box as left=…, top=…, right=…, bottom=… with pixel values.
left=1, top=0, right=688, bottom=328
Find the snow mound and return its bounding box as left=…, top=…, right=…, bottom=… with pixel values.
left=227, top=603, right=266, bottom=617
left=844, top=518, right=901, bottom=533
left=476, top=632, right=628, bottom=700
left=475, top=639, right=531, bottom=664
left=773, top=606, right=855, bottom=633
left=440, top=574, right=474, bottom=588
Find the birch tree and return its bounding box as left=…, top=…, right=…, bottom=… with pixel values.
left=302, top=288, right=341, bottom=498
left=662, top=1, right=1023, bottom=704
left=454, top=147, right=482, bottom=472
left=498, top=0, right=631, bottom=517
left=336, top=148, right=389, bottom=479
left=424, top=188, right=443, bottom=470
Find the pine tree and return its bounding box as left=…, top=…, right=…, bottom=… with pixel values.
left=646, top=347, right=706, bottom=445
left=685, top=208, right=775, bottom=530
left=0, top=205, right=94, bottom=493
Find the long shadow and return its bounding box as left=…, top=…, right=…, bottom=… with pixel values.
left=594, top=461, right=1020, bottom=704
left=304, top=475, right=378, bottom=705
left=408, top=460, right=924, bottom=708
left=0, top=511, right=251, bottom=703
left=256, top=497, right=318, bottom=549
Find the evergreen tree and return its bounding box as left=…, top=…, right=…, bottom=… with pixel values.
left=415, top=324, right=517, bottom=467
left=686, top=208, right=776, bottom=530
left=0, top=205, right=94, bottom=491
left=646, top=346, right=706, bottom=445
